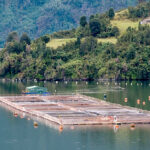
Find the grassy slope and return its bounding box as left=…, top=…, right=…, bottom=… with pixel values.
left=111, top=9, right=139, bottom=35
left=46, top=38, right=76, bottom=49
left=47, top=9, right=140, bottom=48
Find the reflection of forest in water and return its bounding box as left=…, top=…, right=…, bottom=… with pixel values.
left=0, top=80, right=150, bottom=110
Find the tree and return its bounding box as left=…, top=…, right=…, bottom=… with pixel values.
left=6, top=41, right=25, bottom=54
left=89, top=19, right=101, bottom=36
left=108, top=8, right=115, bottom=19
left=80, top=16, right=87, bottom=27
left=111, top=26, right=120, bottom=37
left=75, top=37, right=81, bottom=47
left=6, top=31, right=19, bottom=43
left=80, top=36, right=97, bottom=55
left=90, top=15, right=94, bottom=20
left=20, top=33, right=31, bottom=45
left=41, top=35, right=50, bottom=43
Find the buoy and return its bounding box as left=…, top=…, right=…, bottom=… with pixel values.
left=137, top=99, right=140, bottom=105
left=13, top=112, right=18, bottom=117
left=34, top=122, right=38, bottom=128
left=76, top=81, right=78, bottom=85
left=59, top=125, right=63, bottom=132
left=56, top=81, right=58, bottom=84
left=115, top=125, right=119, bottom=129
left=124, top=98, right=128, bottom=103
left=86, top=82, right=88, bottom=85
left=149, top=96, right=150, bottom=101
left=126, top=83, right=127, bottom=85
left=130, top=124, right=135, bottom=130
left=143, top=101, right=146, bottom=106
left=97, top=82, right=99, bottom=85
left=113, top=125, right=119, bottom=133
left=137, top=83, right=139, bottom=86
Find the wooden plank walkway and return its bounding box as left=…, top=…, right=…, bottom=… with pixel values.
left=0, top=94, right=150, bottom=125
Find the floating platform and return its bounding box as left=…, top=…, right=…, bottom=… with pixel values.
left=0, top=95, right=150, bottom=125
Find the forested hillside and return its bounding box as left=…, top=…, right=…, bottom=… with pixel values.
left=0, top=1, right=150, bottom=81
left=0, top=0, right=138, bottom=47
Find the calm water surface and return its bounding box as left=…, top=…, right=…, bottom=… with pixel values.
left=0, top=80, right=150, bottom=150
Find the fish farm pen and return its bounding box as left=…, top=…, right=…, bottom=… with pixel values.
left=0, top=94, right=150, bottom=125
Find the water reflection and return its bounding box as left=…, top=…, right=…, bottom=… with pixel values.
left=1, top=105, right=150, bottom=150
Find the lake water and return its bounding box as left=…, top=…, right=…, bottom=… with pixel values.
left=0, top=80, right=150, bottom=150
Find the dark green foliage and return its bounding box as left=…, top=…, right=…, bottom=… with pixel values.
left=1, top=23, right=150, bottom=80
left=75, top=37, right=81, bottom=47
left=80, top=16, right=87, bottom=27
left=108, top=8, right=115, bottom=19
left=20, top=33, right=31, bottom=45
left=6, top=32, right=19, bottom=43
left=90, top=15, right=95, bottom=20
left=78, top=13, right=117, bottom=39
left=89, top=19, right=101, bottom=36
left=41, top=35, right=50, bottom=43
left=126, top=45, right=136, bottom=61
left=111, top=26, right=120, bottom=37
left=80, top=37, right=97, bottom=56
left=1, top=3, right=150, bottom=80
left=128, top=2, right=150, bottom=18
left=51, top=29, right=76, bottom=38
left=6, top=42, right=25, bottom=54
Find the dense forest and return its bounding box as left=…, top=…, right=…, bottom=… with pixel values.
left=0, top=0, right=139, bottom=47
left=0, top=1, right=150, bottom=81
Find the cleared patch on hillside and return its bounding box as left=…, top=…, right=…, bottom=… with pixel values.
left=111, top=9, right=139, bottom=35
left=97, top=37, right=117, bottom=44
left=111, top=20, right=139, bottom=35
left=46, top=9, right=141, bottom=47
left=47, top=38, right=76, bottom=49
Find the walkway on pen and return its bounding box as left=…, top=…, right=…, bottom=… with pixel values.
left=0, top=94, right=150, bottom=125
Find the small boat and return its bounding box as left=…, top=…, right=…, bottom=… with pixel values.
left=23, top=86, right=50, bottom=95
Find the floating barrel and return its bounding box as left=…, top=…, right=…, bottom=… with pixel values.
left=143, top=101, right=146, bottom=106
left=59, top=125, right=63, bottom=132
left=137, top=99, right=140, bottom=105
left=34, top=122, right=38, bottom=128
left=124, top=98, right=128, bottom=103
left=130, top=124, right=135, bottom=130
left=13, top=112, right=18, bottom=117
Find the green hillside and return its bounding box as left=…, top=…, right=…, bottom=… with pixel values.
left=0, top=1, right=150, bottom=81
left=0, top=0, right=138, bottom=47
left=47, top=9, right=140, bottom=49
